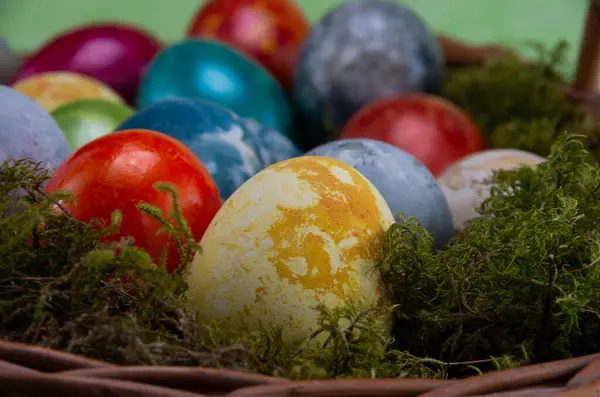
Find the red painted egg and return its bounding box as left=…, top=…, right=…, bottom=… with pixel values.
left=10, top=23, right=162, bottom=104
left=340, top=94, right=486, bottom=176
left=186, top=0, right=309, bottom=92
left=45, top=129, right=222, bottom=273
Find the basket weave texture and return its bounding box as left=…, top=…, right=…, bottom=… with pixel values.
left=1, top=340, right=599, bottom=397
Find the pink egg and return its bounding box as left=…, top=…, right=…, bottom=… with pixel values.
left=10, top=23, right=162, bottom=104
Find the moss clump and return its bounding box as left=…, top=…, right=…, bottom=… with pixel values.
left=377, top=134, right=600, bottom=375
left=0, top=158, right=441, bottom=379
left=443, top=41, right=600, bottom=162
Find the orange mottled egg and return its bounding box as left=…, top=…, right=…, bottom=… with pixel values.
left=12, top=71, right=124, bottom=112
left=186, top=156, right=394, bottom=346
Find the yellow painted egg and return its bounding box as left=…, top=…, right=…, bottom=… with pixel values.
left=186, top=155, right=395, bottom=346
left=12, top=71, right=124, bottom=112
left=437, top=148, right=545, bottom=232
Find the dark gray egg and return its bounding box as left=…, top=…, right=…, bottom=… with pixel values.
left=294, top=0, right=443, bottom=150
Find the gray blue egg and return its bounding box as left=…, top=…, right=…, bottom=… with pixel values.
left=306, top=138, right=453, bottom=248
left=0, top=85, right=71, bottom=169
left=115, top=97, right=263, bottom=200
left=294, top=0, right=444, bottom=150
left=242, top=118, right=302, bottom=166
left=0, top=38, right=21, bottom=84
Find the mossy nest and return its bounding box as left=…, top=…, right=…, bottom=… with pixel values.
left=1, top=41, right=599, bottom=380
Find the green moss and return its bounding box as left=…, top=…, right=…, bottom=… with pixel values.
left=0, top=158, right=437, bottom=379
left=443, top=41, right=600, bottom=162
left=377, top=134, right=600, bottom=374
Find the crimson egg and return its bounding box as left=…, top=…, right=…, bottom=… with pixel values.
left=340, top=94, right=486, bottom=176
left=10, top=23, right=162, bottom=104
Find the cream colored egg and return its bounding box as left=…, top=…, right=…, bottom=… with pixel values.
left=12, top=71, right=124, bottom=112
left=437, top=149, right=545, bottom=232
left=186, top=155, right=395, bottom=347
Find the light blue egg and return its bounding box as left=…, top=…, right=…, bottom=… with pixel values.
left=0, top=38, right=21, bottom=84
left=242, top=118, right=302, bottom=166
left=137, top=39, right=296, bottom=145
left=0, top=85, right=71, bottom=169
left=116, top=97, right=263, bottom=200
left=307, top=138, right=453, bottom=248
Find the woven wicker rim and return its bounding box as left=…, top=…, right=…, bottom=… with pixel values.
left=1, top=340, right=599, bottom=396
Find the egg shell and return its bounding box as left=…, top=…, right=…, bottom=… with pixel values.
left=187, top=155, right=395, bottom=346
left=437, top=148, right=546, bottom=232
left=0, top=85, right=71, bottom=169
left=307, top=138, right=453, bottom=248
left=12, top=71, right=124, bottom=112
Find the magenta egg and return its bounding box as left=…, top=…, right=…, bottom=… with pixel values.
left=10, top=23, right=162, bottom=104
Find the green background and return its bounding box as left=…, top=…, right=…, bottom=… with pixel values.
left=0, top=0, right=589, bottom=81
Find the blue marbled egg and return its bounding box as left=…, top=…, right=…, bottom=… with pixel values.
left=116, top=97, right=263, bottom=200
left=307, top=138, right=453, bottom=248
left=242, top=118, right=302, bottom=166
left=294, top=0, right=443, bottom=149
left=0, top=85, right=71, bottom=169
left=0, top=38, right=21, bottom=84
left=137, top=39, right=296, bottom=144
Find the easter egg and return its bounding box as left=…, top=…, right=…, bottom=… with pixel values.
left=45, top=129, right=222, bottom=272
left=51, top=99, right=134, bottom=150
left=187, top=156, right=395, bottom=346
left=307, top=138, right=452, bottom=248
left=186, top=0, right=310, bottom=92
left=117, top=97, right=263, bottom=200
left=12, top=71, right=124, bottom=112
left=340, top=94, right=486, bottom=177
left=0, top=37, right=21, bottom=84
left=437, top=149, right=545, bottom=232
left=0, top=85, right=71, bottom=169
left=137, top=39, right=295, bottom=143
left=11, top=23, right=162, bottom=103
left=242, top=118, right=302, bottom=166
left=294, top=0, right=443, bottom=149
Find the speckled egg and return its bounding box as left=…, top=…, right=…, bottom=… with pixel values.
left=438, top=149, right=546, bottom=232
left=116, top=97, right=263, bottom=200
left=242, top=118, right=302, bottom=166
left=0, top=37, right=21, bottom=84
left=308, top=138, right=452, bottom=248
left=187, top=156, right=395, bottom=346
left=294, top=0, right=443, bottom=149
left=0, top=85, right=71, bottom=169
left=12, top=71, right=124, bottom=112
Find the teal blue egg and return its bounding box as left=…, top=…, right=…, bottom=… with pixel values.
left=137, top=39, right=296, bottom=144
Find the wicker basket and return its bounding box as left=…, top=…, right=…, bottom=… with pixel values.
left=0, top=340, right=598, bottom=396
left=4, top=3, right=600, bottom=397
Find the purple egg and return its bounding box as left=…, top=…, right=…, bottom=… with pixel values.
left=10, top=23, right=162, bottom=104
